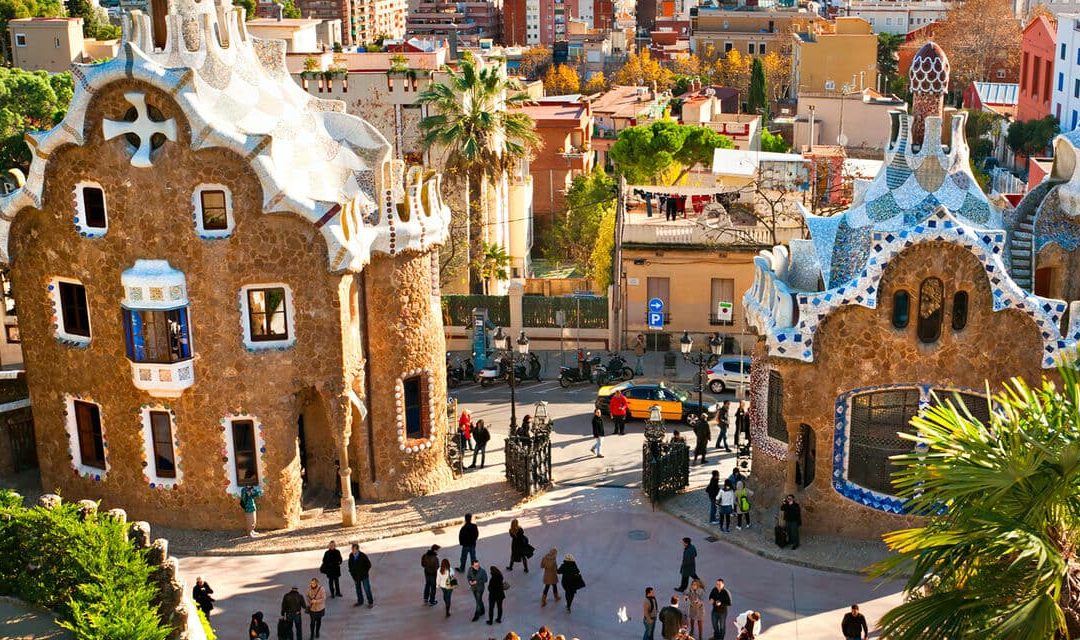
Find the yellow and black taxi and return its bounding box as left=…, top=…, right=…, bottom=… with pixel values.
left=595, top=381, right=718, bottom=426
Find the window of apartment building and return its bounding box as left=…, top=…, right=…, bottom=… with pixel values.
left=885, top=16, right=891, bottom=25
left=122, top=307, right=191, bottom=363
left=53, top=37, right=60, bottom=48
left=758, top=43, right=765, bottom=55
left=74, top=400, right=105, bottom=470
left=230, top=419, right=259, bottom=487
left=1033, top=62, right=1042, bottom=97
left=1046, top=60, right=1053, bottom=98
left=14, top=34, right=25, bottom=47
left=1073, top=110, right=1078, bottom=130
left=747, top=42, right=754, bottom=54
left=240, top=284, right=295, bottom=349
left=1076, top=47, right=1080, bottom=65
left=57, top=280, right=91, bottom=339
left=194, top=185, right=233, bottom=237
left=76, top=183, right=108, bottom=234
left=147, top=410, right=177, bottom=479
left=1060, top=72, right=1065, bottom=92
left=1063, top=42, right=1068, bottom=61
left=709, top=278, right=735, bottom=325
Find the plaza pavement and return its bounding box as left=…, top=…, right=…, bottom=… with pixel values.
left=180, top=484, right=903, bottom=640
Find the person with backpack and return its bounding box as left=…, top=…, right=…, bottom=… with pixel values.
left=239, top=485, right=262, bottom=537
left=735, top=481, right=754, bottom=530
left=347, top=543, right=373, bottom=608
left=705, top=471, right=721, bottom=524
left=319, top=541, right=343, bottom=599
left=470, top=420, right=491, bottom=468
left=609, top=390, right=628, bottom=436
left=422, top=544, right=441, bottom=606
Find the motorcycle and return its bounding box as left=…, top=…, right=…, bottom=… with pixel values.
left=558, top=354, right=601, bottom=388
left=446, top=353, right=475, bottom=388
left=478, top=352, right=543, bottom=387
left=593, top=353, right=635, bottom=386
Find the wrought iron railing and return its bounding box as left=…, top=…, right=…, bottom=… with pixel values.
left=504, top=432, right=552, bottom=496
left=642, top=440, right=690, bottom=506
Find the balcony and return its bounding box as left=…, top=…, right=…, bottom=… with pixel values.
left=130, top=361, right=195, bottom=398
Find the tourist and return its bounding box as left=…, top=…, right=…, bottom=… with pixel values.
left=715, top=401, right=731, bottom=451
left=470, top=419, right=491, bottom=468
left=590, top=409, right=605, bottom=458
left=642, top=586, right=659, bottom=640
left=319, top=541, right=343, bottom=599
left=422, top=544, right=441, bottom=606
left=633, top=333, right=647, bottom=375
left=279, top=586, right=305, bottom=640
left=718, top=481, right=736, bottom=533
left=659, top=595, right=685, bottom=640
left=727, top=466, right=744, bottom=489
left=458, top=513, right=479, bottom=571
left=676, top=537, right=699, bottom=593
left=735, top=611, right=761, bottom=639
left=192, top=576, right=214, bottom=615
left=841, top=604, right=869, bottom=640
left=507, top=518, right=533, bottom=572
left=734, top=481, right=754, bottom=530
left=540, top=547, right=561, bottom=606
left=239, top=484, right=262, bottom=537
left=520, top=415, right=533, bottom=438
left=709, top=578, right=732, bottom=640
left=305, top=578, right=326, bottom=639
left=705, top=471, right=721, bottom=524
left=670, top=430, right=686, bottom=445
left=468, top=559, right=489, bottom=622
left=685, top=578, right=705, bottom=640
left=248, top=611, right=270, bottom=640
left=436, top=558, right=455, bottom=617
left=780, top=495, right=802, bottom=550
left=458, top=409, right=473, bottom=451
left=533, top=625, right=555, bottom=640
left=556, top=553, right=585, bottom=613
left=609, top=390, right=628, bottom=436
left=693, top=415, right=711, bottom=465
left=347, top=543, right=373, bottom=608
left=486, top=566, right=506, bottom=625
left=733, top=401, right=749, bottom=451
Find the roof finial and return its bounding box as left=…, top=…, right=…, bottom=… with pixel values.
left=908, top=41, right=950, bottom=148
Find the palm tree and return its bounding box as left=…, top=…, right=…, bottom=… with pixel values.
left=418, top=54, right=540, bottom=292
left=871, top=365, right=1080, bottom=640
left=472, top=242, right=511, bottom=295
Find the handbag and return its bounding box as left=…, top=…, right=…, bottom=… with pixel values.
left=448, top=576, right=458, bottom=589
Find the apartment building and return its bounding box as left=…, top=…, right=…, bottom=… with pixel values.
left=843, top=0, right=951, bottom=35
left=790, top=16, right=878, bottom=97
left=9, top=17, right=119, bottom=73
left=690, top=7, right=822, bottom=57
left=1018, top=13, right=1056, bottom=122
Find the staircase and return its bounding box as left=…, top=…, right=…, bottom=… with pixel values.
left=1006, top=179, right=1060, bottom=292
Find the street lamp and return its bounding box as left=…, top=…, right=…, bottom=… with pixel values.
left=681, top=330, right=724, bottom=418
left=494, top=327, right=530, bottom=433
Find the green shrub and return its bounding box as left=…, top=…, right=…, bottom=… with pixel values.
left=198, top=607, right=217, bottom=640
left=0, top=489, right=172, bottom=639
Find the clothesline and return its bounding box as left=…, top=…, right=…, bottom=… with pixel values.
left=630, top=188, right=734, bottom=220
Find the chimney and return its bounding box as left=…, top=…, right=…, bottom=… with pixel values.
left=908, top=41, right=949, bottom=148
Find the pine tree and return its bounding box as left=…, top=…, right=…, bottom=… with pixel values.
left=748, top=57, right=768, bottom=119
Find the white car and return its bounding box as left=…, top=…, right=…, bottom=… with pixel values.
left=704, top=356, right=751, bottom=394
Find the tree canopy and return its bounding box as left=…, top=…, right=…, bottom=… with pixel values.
left=748, top=57, right=767, bottom=117
left=613, top=49, right=674, bottom=92
left=518, top=46, right=552, bottom=81
left=1006, top=115, right=1059, bottom=156
left=760, top=129, right=788, bottom=153
left=0, top=68, right=72, bottom=173
left=933, top=0, right=1021, bottom=86
left=542, top=64, right=580, bottom=96
left=609, top=120, right=734, bottom=185
left=582, top=72, right=608, bottom=94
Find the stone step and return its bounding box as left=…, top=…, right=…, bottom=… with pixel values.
left=1018, top=222, right=1034, bottom=231
left=301, top=507, right=324, bottom=521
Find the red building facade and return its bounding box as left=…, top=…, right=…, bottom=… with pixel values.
left=1018, top=14, right=1056, bottom=123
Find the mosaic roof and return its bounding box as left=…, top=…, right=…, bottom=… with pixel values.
left=0, top=0, right=450, bottom=272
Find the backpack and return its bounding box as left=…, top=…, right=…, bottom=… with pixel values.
left=738, top=494, right=751, bottom=513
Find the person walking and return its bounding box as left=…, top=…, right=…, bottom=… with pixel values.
left=540, top=548, right=560, bottom=606
left=735, top=481, right=754, bottom=530
left=467, top=560, right=488, bottom=622
left=319, top=541, right=343, bottom=599
left=347, top=543, right=373, bottom=608
left=436, top=558, right=455, bottom=617
left=507, top=519, right=533, bottom=572
left=780, top=494, right=802, bottom=550
left=470, top=420, right=490, bottom=468
left=421, top=544, right=441, bottom=606
left=715, top=401, right=731, bottom=451
left=239, top=484, right=262, bottom=537
left=590, top=409, right=605, bottom=458
left=706, top=471, right=721, bottom=524
left=458, top=409, right=473, bottom=451
left=642, top=586, right=659, bottom=640
left=685, top=579, right=706, bottom=640
left=556, top=553, right=585, bottom=613
left=305, top=578, right=326, bottom=639
left=633, top=333, right=647, bottom=375
left=675, top=537, right=699, bottom=593
left=192, top=576, right=214, bottom=616
left=693, top=415, right=711, bottom=465
left=609, top=390, right=628, bottom=436
left=841, top=604, right=869, bottom=640
left=486, top=566, right=506, bottom=625
left=248, top=611, right=271, bottom=640
left=718, top=480, right=736, bottom=533
left=659, top=595, right=685, bottom=640
left=458, top=513, right=479, bottom=571
left=280, top=586, right=305, bottom=640
left=709, top=578, right=732, bottom=640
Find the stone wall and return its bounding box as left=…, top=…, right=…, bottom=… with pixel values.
left=7, top=78, right=450, bottom=530
left=754, top=241, right=1047, bottom=539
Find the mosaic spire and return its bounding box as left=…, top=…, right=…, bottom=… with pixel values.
left=908, top=41, right=950, bottom=148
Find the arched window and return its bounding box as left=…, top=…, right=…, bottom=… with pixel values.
left=951, top=291, right=969, bottom=331
left=917, top=278, right=944, bottom=343
left=848, top=389, right=921, bottom=495
left=892, top=290, right=910, bottom=328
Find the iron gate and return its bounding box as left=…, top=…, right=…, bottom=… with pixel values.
left=504, top=433, right=552, bottom=496
left=642, top=440, right=689, bottom=506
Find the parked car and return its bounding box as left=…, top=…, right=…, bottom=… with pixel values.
left=595, top=381, right=718, bottom=426
left=704, top=356, right=751, bottom=394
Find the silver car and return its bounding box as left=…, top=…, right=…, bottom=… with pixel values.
left=705, top=356, right=751, bottom=394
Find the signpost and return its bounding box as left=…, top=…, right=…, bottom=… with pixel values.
left=716, top=301, right=733, bottom=324
left=648, top=297, right=665, bottom=331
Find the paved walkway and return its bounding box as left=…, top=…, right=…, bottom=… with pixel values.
left=0, top=597, right=70, bottom=640
left=180, top=486, right=902, bottom=640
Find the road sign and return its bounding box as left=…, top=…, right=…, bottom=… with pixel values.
left=716, top=301, right=733, bottom=322
left=648, top=298, right=665, bottom=313
left=648, top=311, right=664, bottom=330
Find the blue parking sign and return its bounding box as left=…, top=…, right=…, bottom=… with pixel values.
left=648, top=311, right=664, bottom=330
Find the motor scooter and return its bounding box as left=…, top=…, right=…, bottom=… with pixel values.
left=593, top=353, right=635, bottom=386
left=446, top=353, right=476, bottom=388
left=478, top=352, right=543, bottom=386
left=559, top=354, right=601, bottom=387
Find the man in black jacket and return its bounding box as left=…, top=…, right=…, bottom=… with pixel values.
left=457, top=513, right=479, bottom=571
left=659, top=595, right=685, bottom=640
left=319, top=541, right=343, bottom=598
left=280, top=586, right=305, bottom=640
left=780, top=494, right=802, bottom=550
left=421, top=544, right=441, bottom=606
left=347, top=543, right=374, bottom=608
left=675, top=537, right=699, bottom=592
left=841, top=604, right=869, bottom=640
left=470, top=421, right=491, bottom=469
left=708, top=578, right=732, bottom=640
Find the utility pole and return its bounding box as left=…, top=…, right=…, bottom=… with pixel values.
left=611, top=175, right=627, bottom=351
